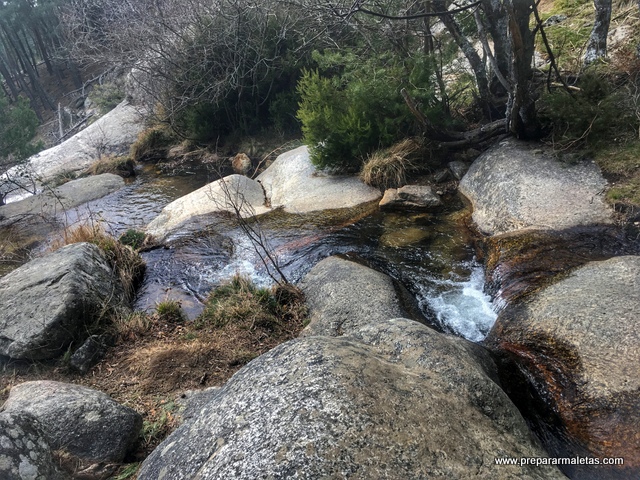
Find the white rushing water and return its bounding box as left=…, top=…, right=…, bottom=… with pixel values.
left=418, top=264, right=497, bottom=342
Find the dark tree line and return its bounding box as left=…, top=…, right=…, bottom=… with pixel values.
left=0, top=0, right=82, bottom=118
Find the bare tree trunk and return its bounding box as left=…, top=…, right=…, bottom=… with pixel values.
left=433, top=0, right=492, bottom=119
left=505, top=0, right=537, bottom=139
left=584, top=0, right=612, bottom=66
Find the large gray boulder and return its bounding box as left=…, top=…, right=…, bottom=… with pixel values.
left=2, top=381, right=142, bottom=464
left=0, top=242, right=128, bottom=360
left=486, top=255, right=640, bottom=470
left=0, top=411, right=65, bottom=480
left=2, top=101, right=143, bottom=187
left=145, top=174, right=269, bottom=243
left=299, top=256, right=410, bottom=337
left=138, top=319, right=563, bottom=480
left=0, top=174, right=124, bottom=227
left=257, top=145, right=381, bottom=214
left=458, top=138, right=613, bottom=236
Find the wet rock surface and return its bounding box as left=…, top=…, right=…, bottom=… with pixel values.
left=139, top=318, right=564, bottom=480
left=3, top=381, right=142, bottom=464
left=486, top=256, right=640, bottom=474
left=459, top=138, right=613, bottom=236
left=0, top=242, right=128, bottom=360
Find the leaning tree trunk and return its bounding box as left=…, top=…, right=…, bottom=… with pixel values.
left=584, top=0, right=612, bottom=66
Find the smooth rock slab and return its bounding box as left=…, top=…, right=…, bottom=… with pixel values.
left=0, top=411, right=64, bottom=480
left=459, top=138, right=613, bottom=235
left=0, top=242, right=127, bottom=360
left=3, top=381, right=142, bottom=464
left=487, top=255, right=640, bottom=469
left=138, top=319, right=563, bottom=480
left=2, top=101, right=143, bottom=186
left=145, top=174, right=269, bottom=243
left=0, top=174, right=124, bottom=226
left=299, top=256, right=409, bottom=337
left=257, top=146, right=381, bottom=214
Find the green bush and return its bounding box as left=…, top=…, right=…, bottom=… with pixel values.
left=539, top=72, right=637, bottom=151
left=297, top=52, right=444, bottom=172
left=0, top=95, right=43, bottom=164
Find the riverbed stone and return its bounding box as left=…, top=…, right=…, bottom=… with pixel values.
left=145, top=174, right=269, bottom=243
left=257, top=145, right=381, bottom=214
left=138, top=318, right=563, bottom=480
left=3, top=381, right=142, bottom=464
left=0, top=411, right=65, bottom=480
left=0, top=174, right=124, bottom=227
left=486, top=255, right=640, bottom=468
left=458, top=138, right=613, bottom=236
left=299, top=256, right=410, bottom=337
left=2, top=101, right=143, bottom=188
left=0, top=242, right=128, bottom=360
left=379, top=184, right=442, bottom=211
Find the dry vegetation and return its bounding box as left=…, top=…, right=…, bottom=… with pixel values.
left=50, top=223, right=145, bottom=303
left=0, top=272, right=307, bottom=478
left=360, top=138, right=422, bottom=189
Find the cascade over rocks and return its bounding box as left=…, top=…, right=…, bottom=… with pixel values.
left=0, top=411, right=64, bottom=480
left=459, top=138, right=613, bottom=236
left=3, top=381, right=142, bottom=465
left=0, top=242, right=129, bottom=360
left=486, top=256, right=640, bottom=473
left=139, top=258, right=563, bottom=479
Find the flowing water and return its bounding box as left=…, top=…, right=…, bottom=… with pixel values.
left=2, top=162, right=498, bottom=341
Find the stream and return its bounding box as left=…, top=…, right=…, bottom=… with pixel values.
left=40, top=162, right=498, bottom=341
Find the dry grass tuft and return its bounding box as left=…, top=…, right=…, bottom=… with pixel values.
left=85, top=155, right=135, bottom=178
left=360, top=138, right=422, bottom=189
left=50, top=223, right=145, bottom=303
left=130, top=126, right=176, bottom=162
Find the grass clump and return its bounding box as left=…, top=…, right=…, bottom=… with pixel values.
left=52, top=224, right=145, bottom=303
left=130, top=126, right=176, bottom=162
left=198, top=275, right=307, bottom=332
left=594, top=139, right=640, bottom=209
left=156, top=300, right=186, bottom=323
left=85, top=155, right=135, bottom=178
left=360, top=139, right=422, bottom=189
left=119, top=229, right=146, bottom=249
